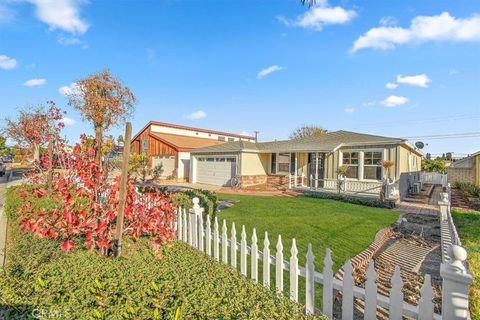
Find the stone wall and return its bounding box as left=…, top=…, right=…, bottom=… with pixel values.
left=240, top=175, right=268, bottom=187
left=448, top=168, right=475, bottom=185
left=266, top=175, right=289, bottom=189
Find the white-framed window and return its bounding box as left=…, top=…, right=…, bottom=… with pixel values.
left=363, top=151, right=382, bottom=180
left=342, top=151, right=359, bottom=179
left=277, top=153, right=290, bottom=174
left=270, top=152, right=291, bottom=174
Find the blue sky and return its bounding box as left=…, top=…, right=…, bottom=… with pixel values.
left=1, top=0, right=479, bottom=155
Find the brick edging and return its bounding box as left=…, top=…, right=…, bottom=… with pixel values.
left=334, top=225, right=395, bottom=282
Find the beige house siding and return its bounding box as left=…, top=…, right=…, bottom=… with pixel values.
left=398, top=145, right=422, bottom=178
left=476, top=155, right=480, bottom=186
left=240, top=152, right=268, bottom=176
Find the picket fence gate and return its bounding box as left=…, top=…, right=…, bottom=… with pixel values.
left=175, top=198, right=471, bottom=319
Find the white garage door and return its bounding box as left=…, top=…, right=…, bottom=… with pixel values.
left=196, top=156, right=237, bottom=186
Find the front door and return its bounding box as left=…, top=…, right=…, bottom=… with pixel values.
left=308, top=153, right=325, bottom=187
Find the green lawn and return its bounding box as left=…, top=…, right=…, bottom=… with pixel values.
left=452, top=209, right=480, bottom=320
left=217, top=193, right=399, bottom=272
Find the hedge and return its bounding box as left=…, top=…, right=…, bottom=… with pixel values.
left=302, top=190, right=395, bottom=209
left=1, top=186, right=318, bottom=319
left=172, top=189, right=218, bottom=222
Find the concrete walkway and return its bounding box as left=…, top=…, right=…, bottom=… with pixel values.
left=0, top=170, right=23, bottom=267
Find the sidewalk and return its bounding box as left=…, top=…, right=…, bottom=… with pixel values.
left=0, top=171, right=23, bottom=267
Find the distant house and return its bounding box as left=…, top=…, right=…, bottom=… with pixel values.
left=189, top=130, right=422, bottom=191
left=448, top=151, right=480, bottom=186
left=131, top=121, right=255, bottom=180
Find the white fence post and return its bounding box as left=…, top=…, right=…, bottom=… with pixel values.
left=290, top=239, right=298, bottom=302
left=188, top=209, right=193, bottom=246
left=182, top=209, right=187, bottom=243
left=418, top=274, right=434, bottom=320
left=240, top=226, right=247, bottom=276
left=177, top=207, right=183, bottom=241
left=251, top=228, right=258, bottom=283
left=213, top=217, right=219, bottom=261
left=222, top=220, right=228, bottom=264
left=389, top=266, right=404, bottom=320
left=364, top=261, right=377, bottom=320
left=231, top=222, right=237, bottom=269
left=263, top=232, right=270, bottom=288
left=440, top=245, right=472, bottom=320
left=323, top=248, right=333, bottom=318
left=305, top=243, right=315, bottom=315
left=198, top=213, right=204, bottom=252
left=275, top=235, right=284, bottom=293
left=342, top=260, right=354, bottom=320
left=205, top=215, right=211, bottom=256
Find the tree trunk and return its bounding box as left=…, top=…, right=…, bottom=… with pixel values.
left=33, top=144, right=40, bottom=161
left=47, top=141, right=53, bottom=191
left=94, top=126, right=103, bottom=170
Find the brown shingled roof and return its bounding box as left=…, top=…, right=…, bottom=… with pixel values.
left=149, top=132, right=226, bottom=151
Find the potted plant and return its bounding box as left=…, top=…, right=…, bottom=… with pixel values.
left=336, top=165, right=349, bottom=193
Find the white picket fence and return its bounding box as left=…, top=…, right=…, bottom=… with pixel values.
left=173, top=199, right=469, bottom=319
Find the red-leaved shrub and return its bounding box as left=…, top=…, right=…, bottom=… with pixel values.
left=19, top=135, right=177, bottom=254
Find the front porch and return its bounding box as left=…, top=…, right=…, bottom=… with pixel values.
left=282, top=151, right=384, bottom=197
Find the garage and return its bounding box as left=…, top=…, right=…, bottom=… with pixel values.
left=195, top=156, right=237, bottom=186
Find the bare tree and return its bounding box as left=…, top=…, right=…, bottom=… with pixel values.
left=289, top=125, right=327, bottom=140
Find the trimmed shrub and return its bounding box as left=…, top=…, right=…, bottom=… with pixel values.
left=302, top=190, right=395, bottom=209
left=455, top=182, right=480, bottom=199
left=172, top=189, right=218, bottom=221
left=0, top=189, right=317, bottom=320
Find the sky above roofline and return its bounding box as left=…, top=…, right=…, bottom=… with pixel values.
left=1, top=0, right=479, bottom=155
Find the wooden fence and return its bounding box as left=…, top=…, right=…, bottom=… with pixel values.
left=174, top=198, right=473, bottom=319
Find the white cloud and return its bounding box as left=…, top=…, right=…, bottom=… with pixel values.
left=0, top=4, right=15, bottom=23
left=379, top=16, right=397, bottom=27
left=187, top=110, right=207, bottom=120
left=257, top=65, right=283, bottom=79
left=59, top=117, right=76, bottom=126
left=240, top=130, right=251, bottom=136
left=381, top=95, right=408, bottom=107
left=23, top=78, right=46, bottom=87
left=0, top=55, right=17, bottom=70
left=278, top=1, right=356, bottom=31
left=386, top=82, right=398, bottom=89
left=351, top=12, right=480, bottom=52
left=363, top=101, right=376, bottom=107
left=449, top=69, right=459, bottom=75
left=27, top=0, right=89, bottom=34
left=396, top=73, right=431, bottom=87
left=58, top=82, right=79, bottom=96
left=345, top=107, right=355, bottom=113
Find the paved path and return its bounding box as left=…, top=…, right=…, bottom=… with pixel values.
left=0, top=170, right=23, bottom=267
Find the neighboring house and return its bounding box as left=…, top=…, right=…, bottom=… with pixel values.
left=189, top=130, right=422, bottom=191
left=131, top=121, right=255, bottom=180
left=448, top=151, right=480, bottom=186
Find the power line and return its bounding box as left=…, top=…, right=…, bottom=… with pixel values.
left=403, top=132, right=480, bottom=140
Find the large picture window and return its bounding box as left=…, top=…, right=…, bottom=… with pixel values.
left=277, top=153, right=290, bottom=173
left=364, top=151, right=382, bottom=180
left=342, top=152, right=359, bottom=178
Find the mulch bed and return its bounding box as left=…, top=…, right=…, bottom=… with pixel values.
left=451, top=188, right=480, bottom=211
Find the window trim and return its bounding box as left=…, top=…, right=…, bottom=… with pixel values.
left=340, top=149, right=385, bottom=182
left=270, top=152, right=291, bottom=175
left=363, top=151, right=383, bottom=181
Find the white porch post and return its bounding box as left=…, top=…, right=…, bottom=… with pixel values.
left=358, top=151, right=364, bottom=182
left=294, top=153, right=298, bottom=187
left=315, top=152, right=319, bottom=189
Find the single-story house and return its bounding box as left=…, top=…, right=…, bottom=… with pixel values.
left=448, top=151, right=480, bottom=186
left=131, top=121, right=255, bottom=180
left=189, top=130, right=423, bottom=192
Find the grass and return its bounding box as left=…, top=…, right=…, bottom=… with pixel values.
left=217, top=193, right=398, bottom=272
left=452, top=209, right=480, bottom=320
left=0, top=186, right=317, bottom=320
left=216, top=193, right=399, bottom=307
